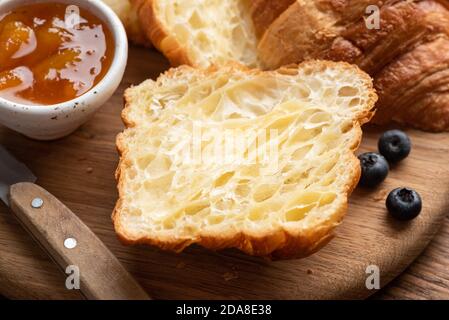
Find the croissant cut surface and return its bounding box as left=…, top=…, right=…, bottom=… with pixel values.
left=138, top=0, right=260, bottom=67
left=114, top=61, right=377, bottom=259
left=137, top=0, right=449, bottom=131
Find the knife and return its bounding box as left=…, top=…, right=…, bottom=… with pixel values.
left=0, top=145, right=150, bottom=300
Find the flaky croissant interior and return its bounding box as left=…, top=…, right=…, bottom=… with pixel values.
left=114, top=62, right=376, bottom=258
left=151, top=0, right=259, bottom=67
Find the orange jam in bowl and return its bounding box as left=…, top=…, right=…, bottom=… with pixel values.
left=0, top=2, right=114, bottom=105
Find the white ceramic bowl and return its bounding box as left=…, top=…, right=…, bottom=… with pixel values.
left=0, top=0, right=128, bottom=140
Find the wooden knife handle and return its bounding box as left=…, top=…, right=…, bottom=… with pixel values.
left=9, top=182, right=150, bottom=300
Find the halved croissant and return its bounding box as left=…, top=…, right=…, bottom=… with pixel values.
left=135, top=0, right=449, bottom=131
left=114, top=61, right=377, bottom=259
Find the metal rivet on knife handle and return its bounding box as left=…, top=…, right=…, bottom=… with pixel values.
left=31, top=197, right=43, bottom=208
left=64, top=237, right=77, bottom=249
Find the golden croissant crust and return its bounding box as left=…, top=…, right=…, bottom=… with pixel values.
left=258, top=0, right=449, bottom=131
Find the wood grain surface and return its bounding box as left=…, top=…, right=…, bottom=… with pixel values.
left=0, top=47, right=448, bottom=300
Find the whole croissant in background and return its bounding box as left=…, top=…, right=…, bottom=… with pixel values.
left=256, top=0, right=449, bottom=132
left=134, top=0, right=449, bottom=131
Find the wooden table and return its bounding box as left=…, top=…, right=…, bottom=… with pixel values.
left=0, top=46, right=448, bottom=300
left=373, top=216, right=449, bottom=299
left=0, top=222, right=447, bottom=299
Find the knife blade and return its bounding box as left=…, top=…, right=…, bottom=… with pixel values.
left=0, top=145, right=150, bottom=300
left=0, top=145, right=36, bottom=206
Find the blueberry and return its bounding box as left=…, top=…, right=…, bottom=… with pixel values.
left=386, top=188, right=422, bottom=221
left=378, top=130, right=411, bottom=163
left=358, top=152, right=389, bottom=187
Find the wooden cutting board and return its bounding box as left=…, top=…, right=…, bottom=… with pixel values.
left=0, top=47, right=448, bottom=300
